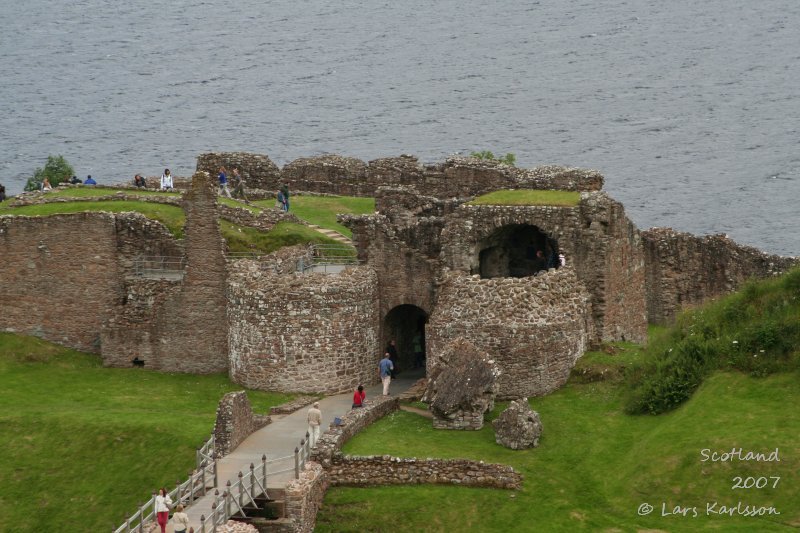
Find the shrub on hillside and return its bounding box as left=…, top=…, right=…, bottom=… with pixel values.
left=470, top=150, right=516, bottom=166
left=25, top=155, right=74, bottom=191
left=626, top=268, right=800, bottom=414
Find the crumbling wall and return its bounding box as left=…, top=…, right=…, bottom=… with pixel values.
left=642, top=228, right=799, bottom=323
left=0, top=213, right=124, bottom=352
left=228, top=262, right=380, bottom=394
left=213, top=391, right=271, bottom=457
left=427, top=268, right=594, bottom=399
left=439, top=194, right=647, bottom=344
left=196, top=152, right=281, bottom=191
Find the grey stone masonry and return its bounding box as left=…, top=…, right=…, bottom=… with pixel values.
left=213, top=391, right=271, bottom=457
left=493, top=399, right=543, bottom=450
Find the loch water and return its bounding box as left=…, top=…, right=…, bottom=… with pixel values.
left=1, top=0, right=798, bottom=255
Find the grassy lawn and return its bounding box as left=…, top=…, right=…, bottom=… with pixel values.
left=254, top=195, right=375, bottom=238
left=46, top=187, right=181, bottom=199
left=317, top=371, right=799, bottom=532
left=0, top=333, right=294, bottom=533
left=222, top=221, right=345, bottom=255
left=469, top=189, right=581, bottom=207
left=0, top=200, right=186, bottom=237
left=218, top=196, right=262, bottom=213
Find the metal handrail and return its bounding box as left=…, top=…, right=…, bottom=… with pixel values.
left=132, top=255, right=186, bottom=277
left=296, top=244, right=360, bottom=273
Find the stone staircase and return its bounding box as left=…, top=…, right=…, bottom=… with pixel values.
left=306, top=224, right=352, bottom=245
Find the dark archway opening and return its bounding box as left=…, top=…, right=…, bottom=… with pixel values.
left=383, top=304, right=427, bottom=373
left=476, top=224, right=559, bottom=278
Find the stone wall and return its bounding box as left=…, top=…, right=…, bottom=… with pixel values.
left=213, top=391, right=271, bottom=457
left=228, top=262, right=380, bottom=394
left=282, top=462, right=329, bottom=533
left=218, top=203, right=301, bottom=233
left=427, top=268, right=594, bottom=399
left=326, top=455, right=522, bottom=489
left=310, top=395, right=399, bottom=466
left=642, top=228, right=800, bottom=323
left=438, top=193, right=648, bottom=344
left=0, top=213, right=124, bottom=352
left=197, top=152, right=604, bottom=200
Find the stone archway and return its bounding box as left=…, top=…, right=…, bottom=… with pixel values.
left=383, top=304, right=428, bottom=372
left=475, top=224, right=559, bottom=278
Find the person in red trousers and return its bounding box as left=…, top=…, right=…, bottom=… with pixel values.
left=155, top=487, right=173, bottom=533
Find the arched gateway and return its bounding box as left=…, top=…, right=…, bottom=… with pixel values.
left=383, top=304, right=428, bottom=372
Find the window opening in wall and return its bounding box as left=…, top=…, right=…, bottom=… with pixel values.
left=382, top=304, right=428, bottom=375
left=476, top=224, right=559, bottom=279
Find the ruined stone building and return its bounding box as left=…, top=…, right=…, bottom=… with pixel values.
left=1, top=153, right=796, bottom=400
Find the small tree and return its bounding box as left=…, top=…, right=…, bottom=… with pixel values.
left=469, top=150, right=516, bottom=167
left=25, top=155, right=75, bottom=191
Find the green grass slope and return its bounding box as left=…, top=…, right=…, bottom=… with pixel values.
left=254, top=195, right=375, bottom=238
left=318, top=372, right=798, bottom=532
left=0, top=333, right=293, bottom=533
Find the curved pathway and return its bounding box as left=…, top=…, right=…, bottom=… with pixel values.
left=174, top=370, right=423, bottom=531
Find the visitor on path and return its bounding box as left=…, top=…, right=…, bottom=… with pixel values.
left=307, top=402, right=322, bottom=447
left=172, top=504, right=190, bottom=533
left=280, top=183, right=290, bottom=211
left=84, top=175, right=97, bottom=185
left=276, top=189, right=285, bottom=210
left=41, top=178, right=52, bottom=191
left=160, top=169, right=173, bottom=190
left=218, top=166, right=231, bottom=197
left=379, top=353, right=394, bottom=396
left=154, top=487, right=173, bottom=533
left=352, top=384, right=366, bottom=408
left=386, top=339, right=398, bottom=366
left=231, top=167, right=246, bottom=199
left=412, top=333, right=424, bottom=369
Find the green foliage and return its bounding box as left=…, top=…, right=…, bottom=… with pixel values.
left=468, top=189, right=580, bottom=207
left=25, top=155, right=74, bottom=191
left=317, top=372, right=800, bottom=531
left=626, top=268, right=800, bottom=414
left=470, top=150, right=516, bottom=166
left=221, top=221, right=344, bottom=254
left=0, top=333, right=294, bottom=532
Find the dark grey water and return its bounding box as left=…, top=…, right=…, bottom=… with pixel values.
left=1, top=0, right=798, bottom=255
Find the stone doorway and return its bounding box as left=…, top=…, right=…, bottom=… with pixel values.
left=383, top=304, right=427, bottom=373
left=476, top=224, right=559, bottom=278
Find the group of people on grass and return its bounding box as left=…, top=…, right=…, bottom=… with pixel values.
left=40, top=175, right=93, bottom=191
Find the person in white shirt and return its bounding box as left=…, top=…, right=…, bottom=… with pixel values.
left=172, top=504, right=190, bottom=533
left=160, top=168, right=174, bottom=190
left=307, top=402, right=322, bottom=446
left=155, top=487, right=173, bottom=533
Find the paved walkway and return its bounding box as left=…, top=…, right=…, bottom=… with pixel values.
left=173, top=370, right=423, bottom=531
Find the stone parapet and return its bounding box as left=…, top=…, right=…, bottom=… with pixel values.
left=282, top=462, right=329, bottom=533
left=213, top=391, right=271, bottom=457
left=197, top=152, right=281, bottom=191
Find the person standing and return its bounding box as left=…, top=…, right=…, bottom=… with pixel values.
left=280, top=183, right=290, bottom=211
left=154, top=487, right=172, bottom=533
left=218, top=166, right=231, bottom=197
left=413, top=333, right=424, bottom=369
left=379, top=353, right=394, bottom=396
left=307, top=402, right=322, bottom=446
left=160, top=169, right=173, bottom=190
left=172, top=504, right=190, bottom=533
left=231, top=167, right=246, bottom=199
left=386, top=339, right=399, bottom=374
left=352, top=384, right=366, bottom=408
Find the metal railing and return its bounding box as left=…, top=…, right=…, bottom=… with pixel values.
left=296, top=244, right=360, bottom=274
left=132, top=255, right=186, bottom=278
left=114, top=434, right=216, bottom=533
left=114, top=432, right=314, bottom=533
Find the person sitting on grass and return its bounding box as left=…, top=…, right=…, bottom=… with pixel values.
left=84, top=175, right=97, bottom=185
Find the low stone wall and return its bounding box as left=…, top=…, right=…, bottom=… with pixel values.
left=311, top=395, right=399, bottom=466
left=269, top=396, right=319, bottom=416
left=213, top=391, right=271, bottom=457
left=327, top=455, right=522, bottom=489
left=218, top=203, right=302, bottom=232
left=282, top=462, right=329, bottom=533
left=642, top=228, right=799, bottom=323
left=9, top=187, right=183, bottom=207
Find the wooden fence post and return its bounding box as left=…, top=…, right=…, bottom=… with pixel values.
left=249, top=463, right=255, bottom=501
left=262, top=454, right=267, bottom=491
left=294, top=447, right=300, bottom=479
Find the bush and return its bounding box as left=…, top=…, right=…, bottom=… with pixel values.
left=25, top=155, right=74, bottom=191
left=626, top=268, right=800, bottom=415
left=470, top=150, right=516, bottom=166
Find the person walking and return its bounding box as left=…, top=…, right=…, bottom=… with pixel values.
left=386, top=339, right=399, bottom=374
left=307, top=402, right=322, bottom=446
left=231, top=167, right=246, bottom=199
left=172, top=504, right=190, bottom=533
left=379, top=353, right=394, bottom=396
left=160, top=169, right=173, bottom=190
left=155, top=487, right=172, bottom=533
left=218, top=166, right=231, bottom=197
left=280, top=183, right=290, bottom=211
left=352, top=384, right=366, bottom=408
